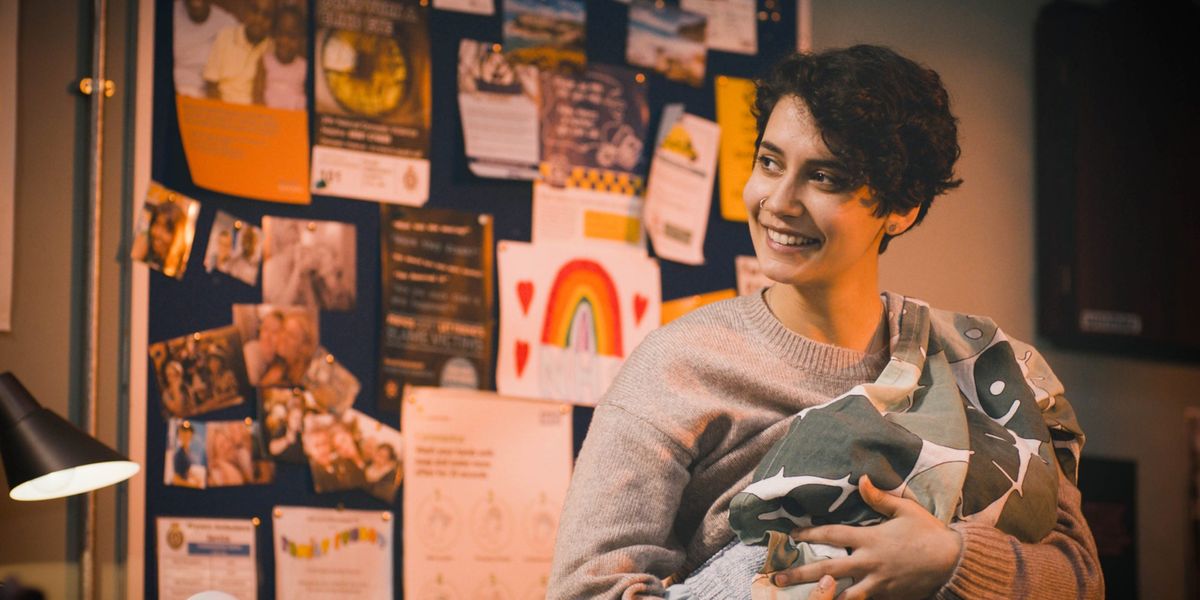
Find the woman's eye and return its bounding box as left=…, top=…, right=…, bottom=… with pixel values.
left=812, top=171, right=843, bottom=188
left=757, top=155, right=781, bottom=172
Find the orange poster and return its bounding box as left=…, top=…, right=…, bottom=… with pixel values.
left=176, top=96, right=309, bottom=204
left=172, top=1, right=310, bottom=203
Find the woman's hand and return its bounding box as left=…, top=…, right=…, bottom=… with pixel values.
left=774, top=475, right=963, bottom=600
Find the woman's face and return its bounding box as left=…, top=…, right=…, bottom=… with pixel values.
left=742, top=96, right=899, bottom=291
left=150, top=210, right=175, bottom=258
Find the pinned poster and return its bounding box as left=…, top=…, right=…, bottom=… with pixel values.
left=379, top=206, right=494, bottom=411
left=156, top=517, right=257, bottom=600
left=274, top=506, right=393, bottom=599
left=716, top=75, right=758, bottom=222
left=540, top=65, right=650, bottom=195
left=496, top=240, right=661, bottom=405
left=402, top=387, right=570, bottom=600
left=626, top=1, right=708, bottom=87
left=531, top=182, right=644, bottom=248
left=643, top=112, right=720, bottom=265
left=736, top=254, right=774, bottom=296
left=173, top=2, right=309, bottom=203
left=310, top=0, right=432, bottom=205
left=681, top=0, right=757, bottom=55
left=502, top=0, right=586, bottom=70
left=433, top=0, right=494, bottom=15
left=457, top=39, right=541, bottom=180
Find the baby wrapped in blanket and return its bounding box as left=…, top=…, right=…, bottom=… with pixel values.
left=670, top=298, right=1086, bottom=599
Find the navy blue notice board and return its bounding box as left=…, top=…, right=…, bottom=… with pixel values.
left=144, top=1, right=797, bottom=597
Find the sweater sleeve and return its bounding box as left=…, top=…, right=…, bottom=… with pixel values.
left=935, top=449, right=1104, bottom=599
left=546, top=402, right=695, bottom=600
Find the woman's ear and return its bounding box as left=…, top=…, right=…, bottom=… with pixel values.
left=885, top=205, right=920, bottom=237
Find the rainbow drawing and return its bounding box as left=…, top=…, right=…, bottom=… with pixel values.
left=540, top=259, right=624, bottom=357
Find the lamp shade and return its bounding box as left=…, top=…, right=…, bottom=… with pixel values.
left=0, top=371, right=140, bottom=501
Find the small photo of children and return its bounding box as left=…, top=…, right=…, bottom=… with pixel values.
left=233, top=304, right=320, bottom=388
left=131, top=181, right=200, bottom=279
left=204, top=211, right=263, bottom=286
left=149, top=325, right=251, bottom=418
left=205, top=418, right=275, bottom=487
left=303, top=350, right=360, bottom=415
left=262, top=217, right=357, bottom=312
left=165, top=419, right=206, bottom=489
left=174, top=0, right=308, bottom=109
left=260, top=387, right=311, bottom=463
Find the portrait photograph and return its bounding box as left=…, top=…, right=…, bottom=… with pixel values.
left=130, top=181, right=200, bottom=279
left=164, top=419, right=207, bottom=489
left=262, top=216, right=357, bottom=311
left=204, top=210, right=263, bottom=285
left=174, top=0, right=309, bottom=110
left=205, top=418, right=275, bottom=487
left=149, top=324, right=251, bottom=418
left=353, top=411, right=404, bottom=504
left=302, top=411, right=367, bottom=494
left=232, top=303, right=320, bottom=388
left=260, top=387, right=311, bottom=463
left=303, top=350, right=360, bottom=415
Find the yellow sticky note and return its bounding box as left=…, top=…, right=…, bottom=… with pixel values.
left=715, top=76, right=758, bottom=222
left=661, top=289, right=737, bottom=324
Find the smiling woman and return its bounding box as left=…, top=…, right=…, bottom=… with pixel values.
left=547, top=45, right=1102, bottom=600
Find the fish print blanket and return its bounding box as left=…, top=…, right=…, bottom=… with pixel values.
left=729, top=296, right=1085, bottom=596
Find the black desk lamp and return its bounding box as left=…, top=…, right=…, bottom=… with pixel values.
left=0, top=371, right=139, bottom=500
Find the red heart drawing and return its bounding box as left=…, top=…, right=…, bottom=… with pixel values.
left=633, top=294, right=648, bottom=325
left=515, top=341, right=530, bottom=377
left=517, top=281, right=534, bottom=315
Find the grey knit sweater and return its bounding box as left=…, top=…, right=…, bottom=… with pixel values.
left=546, top=291, right=1102, bottom=599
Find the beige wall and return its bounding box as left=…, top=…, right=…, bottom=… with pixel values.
left=0, top=0, right=131, bottom=598
left=813, top=1, right=1200, bottom=598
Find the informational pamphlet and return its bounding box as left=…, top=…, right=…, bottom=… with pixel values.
left=531, top=182, right=644, bottom=248
left=643, top=112, right=721, bottom=265
left=539, top=65, right=649, bottom=195
left=173, top=1, right=310, bottom=203
left=274, top=506, right=394, bottom=600
left=716, top=75, right=758, bottom=222
left=156, top=517, right=257, bottom=600
left=402, top=387, right=571, bottom=600
left=310, top=0, right=432, bottom=205
left=457, top=39, right=541, bottom=180
left=379, top=206, right=494, bottom=410
left=496, top=240, right=660, bottom=405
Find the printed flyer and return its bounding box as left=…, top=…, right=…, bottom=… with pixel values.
left=539, top=65, right=650, bottom=195
left=643, top=112, right=721, bottom=265
left=716, top=75, right=758, bottom=222
left=402, top=387, right=571, bottom=600
left=379, top=206, right=494, bottom=410
left=274, top=506, right=394, bottom=599
left=310, top=0, right=432, bottom=205
left=457, top=39, right=541, bottom=180
left=156, top=517, right=257, bottom=600
left=173, top=1, right=310, bottom=203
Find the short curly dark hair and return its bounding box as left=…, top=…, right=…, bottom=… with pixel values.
left=754, top=45, right=962, bottom=252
